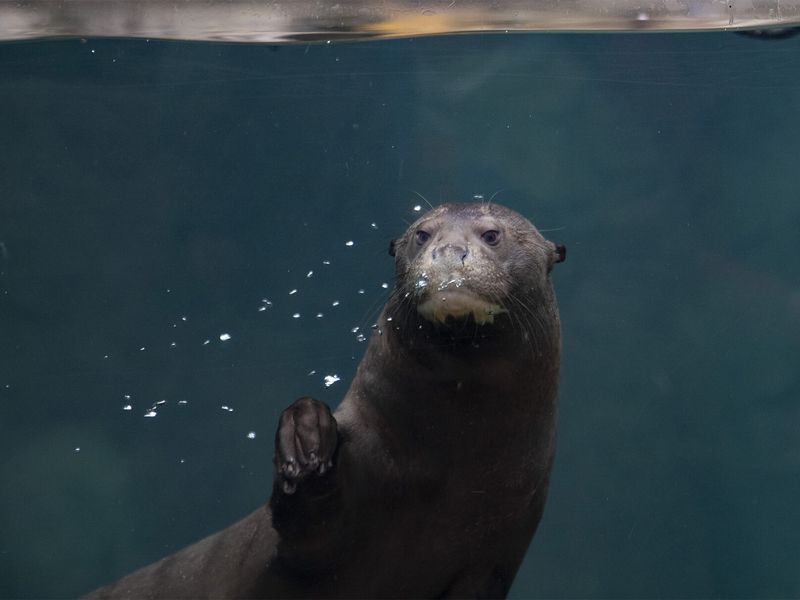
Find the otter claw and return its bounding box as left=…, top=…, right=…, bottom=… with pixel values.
left=281, top=459, right=299, bottom=479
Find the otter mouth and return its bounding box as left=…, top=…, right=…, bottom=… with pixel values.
left=416, top=289, right=506, bottom=326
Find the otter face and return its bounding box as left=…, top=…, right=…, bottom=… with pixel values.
left=389, top=203, right=564, bottom=326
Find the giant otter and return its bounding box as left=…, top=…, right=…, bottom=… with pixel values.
left=85, top=202, right=566, bottom=599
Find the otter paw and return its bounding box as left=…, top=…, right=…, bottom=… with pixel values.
left=274, top=396, right=338, bottom=495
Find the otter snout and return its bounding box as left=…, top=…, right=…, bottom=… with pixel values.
left=431, top=243, right=468, bottom=267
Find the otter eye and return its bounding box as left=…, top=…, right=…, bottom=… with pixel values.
left=415, top=230, right=430, bottom=245
left=481, top=230, right=500, bottom=246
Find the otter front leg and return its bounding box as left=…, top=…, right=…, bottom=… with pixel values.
left=269, top=396, right=342, bottom=562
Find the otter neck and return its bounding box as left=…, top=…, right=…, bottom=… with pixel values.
left=347, top=303, right=559, bottom=447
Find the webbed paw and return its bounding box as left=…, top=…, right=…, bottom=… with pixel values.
left=274, top=397, right=338, bottom=495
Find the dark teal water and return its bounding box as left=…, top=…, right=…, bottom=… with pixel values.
left=1, top=32, right=799, bottom=598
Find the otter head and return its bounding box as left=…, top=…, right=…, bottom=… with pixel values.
left=389, top=203, right=565, bottom=327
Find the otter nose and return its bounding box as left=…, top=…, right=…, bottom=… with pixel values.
left=431, top=243, right=468, bottom=265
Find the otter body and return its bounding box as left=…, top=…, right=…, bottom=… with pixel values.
left=86, top=202, right=565, bottom=599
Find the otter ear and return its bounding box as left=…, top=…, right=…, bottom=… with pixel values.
left=547, top=243, right=566, bottom=273
left=388, top=239, right=396, bottom=257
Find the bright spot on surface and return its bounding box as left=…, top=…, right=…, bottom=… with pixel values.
left=308, top=370, right=316, bottom=375
left=371, top=222, right=378, bottom=229
left=351, top=326, right=360, bottom=333
left=324, top=374, right=340, bottom=387
left=181, top=316, right=188, bottom=321
left=203, top=339, right=210, bottom=345
left=316, top=313, right=324, bottom=318
left=381, top=282, right=389, bottom=289
left=345, top=240, right=354, bottom=247
left=306, top=270, right=313, bottom=278
left=170, top=341, right=177, bottom=347
left=332, top=300, right=340, bottom=307
left=178, top=400, right=188, bottom=405
left=124, top=394, right=131, bottom=400
left=144, top=410, right=157, bottom=418
left=219, top=333, right=231, bottom=341
left=247, top=431, right=256, bottom=439
left=358, top=289, right=365, bottom=294
left=413, top=205, right=422, bottom=212
left=139, top=347, right=146, bottom=351
left=292, top=313, right=301, bottom=319
left=156, top=400, right=166, bottom=406
left=289, top=289, right=298, bottom=295
left=74, top=447, right=81, bottom=453
left=356, top=334, right=367, bottom=342
left=221, top=405, right=234, bottom=412
left=322, top=260, right=331, bottom=265
left=122, top=404, right=132, bottom=411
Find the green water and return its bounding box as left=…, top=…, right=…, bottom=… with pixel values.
left=0, top=32, right=798, bottom=598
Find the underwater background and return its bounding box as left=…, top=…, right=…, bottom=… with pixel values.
left=1, top=32, right=799, bottom=598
